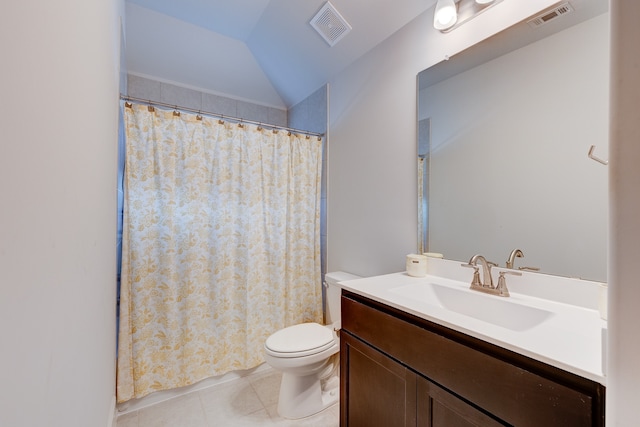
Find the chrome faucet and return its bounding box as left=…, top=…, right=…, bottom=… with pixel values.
left=506, top=248, right=540, bottom=271
left=462, top=254, right=521, bottom=297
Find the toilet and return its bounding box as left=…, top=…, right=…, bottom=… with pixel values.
left=263, top=271, right=361, bottom=419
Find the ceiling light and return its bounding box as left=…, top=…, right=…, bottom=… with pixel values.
left=433, top=0, right=458, bottom=31
left=434, top=0, right=503, bottom=33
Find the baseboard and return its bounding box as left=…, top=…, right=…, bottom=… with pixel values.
left=108, top=395, right=117, bottom=427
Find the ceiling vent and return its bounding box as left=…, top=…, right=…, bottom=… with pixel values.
left=527, top=2, right=574, bottom=28
left=310, top=1, right=352, bottom=47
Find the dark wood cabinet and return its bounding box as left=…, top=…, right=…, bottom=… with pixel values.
left=340, top=291, right=605, bottom=427
left=340, top=331, right=416, bottom=427
left=416, top=377, right=505, bottom=427
left=341, top=330, right=504, bottom=427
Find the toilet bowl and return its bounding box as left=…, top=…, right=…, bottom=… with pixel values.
left=263, top=271, right=361, bottom=420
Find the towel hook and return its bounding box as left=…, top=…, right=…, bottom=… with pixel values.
left=588, top=145, right=608, bottom=165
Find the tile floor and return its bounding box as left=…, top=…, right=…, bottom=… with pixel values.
left=116, top=369, right=339, bottom=427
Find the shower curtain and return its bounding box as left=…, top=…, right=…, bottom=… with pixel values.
left=117, top=103, right=323, bottom=402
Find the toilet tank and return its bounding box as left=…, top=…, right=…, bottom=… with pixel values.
left=324, top=271, right=362, bottom=330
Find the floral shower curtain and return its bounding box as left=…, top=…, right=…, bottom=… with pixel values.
left=117, top=103, right=323, bottom=402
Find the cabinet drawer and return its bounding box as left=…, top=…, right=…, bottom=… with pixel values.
left=342, top=292, right=605, bottom=426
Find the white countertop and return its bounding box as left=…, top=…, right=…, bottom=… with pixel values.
left=339, top=267, right=607, bottom=386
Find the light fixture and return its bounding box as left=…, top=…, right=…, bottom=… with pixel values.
left=433, top=0, right=502, bottom=33
left=433, top=0, right=458, bottom=31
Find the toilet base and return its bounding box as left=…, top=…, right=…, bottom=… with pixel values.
left=277, top=372, right=339, bottom=419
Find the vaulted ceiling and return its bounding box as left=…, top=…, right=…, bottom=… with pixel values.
left=124, top=0, right=437, bottom=108
left=124, top=0, right=608, bottom=109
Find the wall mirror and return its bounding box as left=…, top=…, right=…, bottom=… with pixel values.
left=417, top=1, right=609, bottom=282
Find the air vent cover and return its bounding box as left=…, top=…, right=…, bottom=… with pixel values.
left=527, top=2, right=574, bottom=28
left=310, top=1, right=352, bottom=47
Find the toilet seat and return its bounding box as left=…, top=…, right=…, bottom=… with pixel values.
left=265, top=323, right=336, bottom=358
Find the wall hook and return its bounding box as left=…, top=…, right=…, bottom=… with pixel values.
left=588, top=145, right=608, bottom=165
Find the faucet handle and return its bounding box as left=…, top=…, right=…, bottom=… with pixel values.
left=500, top=270, right=522, bottom=278
left=495, top=270, right=522, bottom=297
left=518, top=266, right=540, bottom=272
left=461, top=263, right=482, bottom=287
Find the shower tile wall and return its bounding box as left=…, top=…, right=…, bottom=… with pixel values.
left=288, top=86, right=328, bottom=135
left=288, top=86, right=329, bottom=281
left=126, top=74, right=288, bottom=127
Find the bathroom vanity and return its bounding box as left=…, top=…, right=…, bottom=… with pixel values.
left=338, top=266, right=606, bottom=426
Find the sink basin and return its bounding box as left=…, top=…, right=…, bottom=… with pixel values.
left=390, top=282, right=553, bottom=331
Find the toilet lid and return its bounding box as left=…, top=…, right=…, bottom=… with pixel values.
left=265, top=323, right=335, bottom=357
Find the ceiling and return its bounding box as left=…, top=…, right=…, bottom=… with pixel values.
left=123, top=0, right=608, bottom=110
left=124, top=0, right=437, bottom=109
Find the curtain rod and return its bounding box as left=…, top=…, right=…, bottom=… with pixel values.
left=120, top=95, right=325, bottom=138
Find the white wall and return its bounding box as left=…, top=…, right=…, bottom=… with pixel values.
left=327, top=0, right=560, bottom=277
left=328, top=0, right=640, bottom=423
left=607, top=1, right=640, bottom=425
left=126, top=2, right=286, bottom=109
left=0, top=1, right=122, bottom=426
left=421, top=15, right=609, bottom=282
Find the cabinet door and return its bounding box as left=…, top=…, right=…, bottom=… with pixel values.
left=417, top=376, right=507, bottom=427
left=340, top=331, right=417, bottom=427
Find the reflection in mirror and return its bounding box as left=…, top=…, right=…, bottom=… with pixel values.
left=417, top=118, right=430, bottom=254
left=417, top=2, right=609, bottom=282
